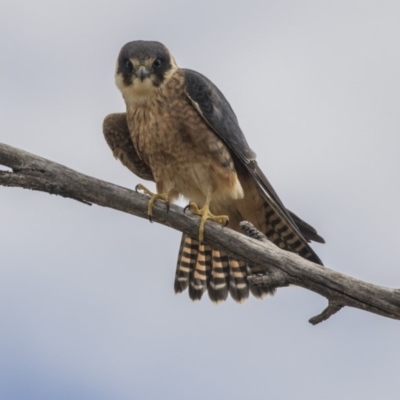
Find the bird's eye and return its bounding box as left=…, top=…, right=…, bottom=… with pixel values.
left=125, top=59, right=133, bottom=70
left=153, top=58, right=162, bottom=68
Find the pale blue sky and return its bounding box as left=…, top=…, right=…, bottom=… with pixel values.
left=1, top=1, right=400, bottom=399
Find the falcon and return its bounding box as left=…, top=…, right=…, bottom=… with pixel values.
left=103, top=40, right=324, bottom=303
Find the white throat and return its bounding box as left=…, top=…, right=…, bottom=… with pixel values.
left=116, top=58, right=179, bottom=107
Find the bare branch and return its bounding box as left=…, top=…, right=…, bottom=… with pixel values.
left=1, top=141, right=400, bottom=324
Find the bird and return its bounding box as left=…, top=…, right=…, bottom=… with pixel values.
left=103, top=40, right=324, bottom=304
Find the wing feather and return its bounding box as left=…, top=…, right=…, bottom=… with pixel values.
left=103, top=113, right=154, bottom=181
left=183, top=69, right=324, bottom=264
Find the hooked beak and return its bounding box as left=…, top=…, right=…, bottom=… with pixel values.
left=136, top=66, right=150, bottom=82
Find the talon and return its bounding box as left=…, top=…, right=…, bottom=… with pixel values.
left=136, top=183, right=155, bottom=197
left=185, top=201, right=229, bottom=242
left=135, top=183, right=170, bottom=221
left=183, top=202, right=200, bottom=215
left=166, top=202, right=170, bottom=213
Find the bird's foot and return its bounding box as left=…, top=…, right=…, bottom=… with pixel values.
left=184, top=202, right=229, bottom=242
left=135, top=184, right=170, bottom=222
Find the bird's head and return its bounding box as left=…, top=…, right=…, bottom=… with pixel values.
left=115, top=40, right=178, bottom=103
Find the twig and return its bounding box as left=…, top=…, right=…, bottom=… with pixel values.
left=309, top=300, right=344, bottom=325
left=240, top=221, right=340, bottom=324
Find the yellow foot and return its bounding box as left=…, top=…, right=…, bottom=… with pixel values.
left=184, top=202, right=229, bottom=242
left=135, top=184, right=170, bottom=222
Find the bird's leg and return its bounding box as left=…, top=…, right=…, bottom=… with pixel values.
left=135, top=183, right=170, bottom=222
left=184, top=194, right=229, bottom=242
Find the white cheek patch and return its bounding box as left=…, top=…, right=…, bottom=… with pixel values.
left=115, top=73, right=125, bottom=92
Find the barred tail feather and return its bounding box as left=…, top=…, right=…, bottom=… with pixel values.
left=208, top=250, right=229, bottom=303
left=228, top=259, right=249, bottom=303
left=188, top=243, right=211, bottom=301
left=174, top=234, right=198, bottom=294
left=174, top=235, right=276, bottom=303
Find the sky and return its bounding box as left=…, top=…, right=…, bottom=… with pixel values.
left=1, top=1, right=400, bottom=399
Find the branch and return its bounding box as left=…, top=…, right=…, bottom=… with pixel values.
left=1, top=141, right=400, bottom=324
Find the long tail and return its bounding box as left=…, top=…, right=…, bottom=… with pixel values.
left=174, top=195, right=324, bottom=303
left=174, top=234, right=274, bottom=303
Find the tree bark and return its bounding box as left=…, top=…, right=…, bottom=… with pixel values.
left=1, top=141, right=399, bottom=324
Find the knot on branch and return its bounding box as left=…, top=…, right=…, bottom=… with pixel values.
left=247, top=269, right=289, bottom=293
